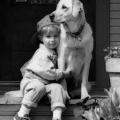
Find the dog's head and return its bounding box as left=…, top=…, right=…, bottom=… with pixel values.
left=50, top=0, right=85, bottom=23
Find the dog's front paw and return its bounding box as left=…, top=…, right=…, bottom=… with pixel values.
left=81, top=94, right=91, bottom=100
left=81, top=86, right=91, bottom=100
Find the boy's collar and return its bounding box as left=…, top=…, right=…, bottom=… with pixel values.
left=39, top=44, right=56, bottom=54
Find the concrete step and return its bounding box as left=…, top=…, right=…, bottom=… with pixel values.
left=0, top=82, right=107, bottom=120
left=0, top=90, right=76, bottom=120
left=0, top=104, right=75, bottom=120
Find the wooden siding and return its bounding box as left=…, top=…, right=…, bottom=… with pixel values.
left=110, top=0, right=120, bottom=46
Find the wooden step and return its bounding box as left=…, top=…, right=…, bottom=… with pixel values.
left=0, top=104, right=76, bottom=120
left=0, top=82, right=107, bottom=120
left=0, top=92, right=107, bottom=120
left=0, top=90, right=76, bottom=120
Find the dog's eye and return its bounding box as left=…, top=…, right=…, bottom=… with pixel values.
left=62, top=5, right=67, bottom=9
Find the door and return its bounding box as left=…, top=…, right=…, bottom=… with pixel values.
left=0, top=0, right=110, bottom=93
left=96, top=0, right=110, bottom=90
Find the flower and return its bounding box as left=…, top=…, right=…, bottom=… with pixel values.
left=104, top=46, right=120, bottom=60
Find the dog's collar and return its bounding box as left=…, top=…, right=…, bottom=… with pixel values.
left=64, top=22, right=85, bottom=38
left=71, top=24, right=84, bottom=37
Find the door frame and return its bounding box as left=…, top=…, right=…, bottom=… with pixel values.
left=95, top=0, right=110, bottom=90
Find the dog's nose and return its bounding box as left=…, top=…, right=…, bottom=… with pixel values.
left=49, top=14, right=55, bottom=22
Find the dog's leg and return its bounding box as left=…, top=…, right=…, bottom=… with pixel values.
left=58, top=23, right=69, bottom=71
left=81, top=54, right=92, bottom=99
left=58, top=48, right=66, bottom=70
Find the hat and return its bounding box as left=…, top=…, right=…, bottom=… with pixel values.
left=37, top=15, right=59, bottom=32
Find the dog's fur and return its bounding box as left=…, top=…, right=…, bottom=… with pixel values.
left=50, top=0, right=93, bottom=99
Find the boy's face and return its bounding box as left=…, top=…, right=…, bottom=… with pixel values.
left=42, top=27, right=60, bottom=49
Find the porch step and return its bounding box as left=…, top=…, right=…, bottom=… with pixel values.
left=0, top=82, right=107, bottom=120
left=0, top=90, right=77, bottom=120
left=0, top=95, right=107, bottom=120
left=0, top=104, right=75, bottom=120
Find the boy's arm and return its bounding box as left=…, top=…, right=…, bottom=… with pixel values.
left=34, top=67, right=70, bottom=81
left=34, top=68, right=64, bottom=81
left=45, top=69, right=64, bottom=81
left=44, top=69, right=71, bottom=81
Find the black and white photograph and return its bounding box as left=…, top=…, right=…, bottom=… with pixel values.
left=0, top=0, right=120, bottom=120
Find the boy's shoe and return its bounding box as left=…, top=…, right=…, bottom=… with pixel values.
left=52, top=119, right=61, bottom=120
left=13, top=113, right=31, bottom=120
left=52, top=118, right=61, bottom=120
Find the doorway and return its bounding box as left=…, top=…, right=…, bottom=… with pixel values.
left=0, top=0, right=110, bottom=92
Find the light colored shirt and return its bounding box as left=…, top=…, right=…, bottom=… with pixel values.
left=21, top=44, right=63, bottom=81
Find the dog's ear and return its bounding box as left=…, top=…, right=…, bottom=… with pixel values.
left=72, top=0, right=84, bottom=17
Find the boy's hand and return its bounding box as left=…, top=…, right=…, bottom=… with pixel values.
left=56, top=69, right=72, bottom=80
left=56, top=69, right=64, bottom=81
left=63, top=70, right=72, bottom=78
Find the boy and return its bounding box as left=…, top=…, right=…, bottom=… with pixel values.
left=13, top=15, right=69, bottom=120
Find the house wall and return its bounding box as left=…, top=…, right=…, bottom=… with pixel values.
left=110, top=0, right=120, bottom=47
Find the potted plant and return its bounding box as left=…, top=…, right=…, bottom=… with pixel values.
left=104, top=46, right=120, bottom=89
left=73, top=89, right=120, bottom=120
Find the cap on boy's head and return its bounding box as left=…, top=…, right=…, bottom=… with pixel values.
left=37, top=15, right=59, bottom=32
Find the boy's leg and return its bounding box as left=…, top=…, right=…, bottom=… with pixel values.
left=46, top=83, right=69, bottom=120
left=52, top=107, right=63, bottom=120
left=17, top=104, right=31, bottom=118
left=14, top=77, right=46, bottom=119
left=21, top=78, right=46, bottom=108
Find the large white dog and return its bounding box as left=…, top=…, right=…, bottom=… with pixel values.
left=50, top=0, right=93, bottom=99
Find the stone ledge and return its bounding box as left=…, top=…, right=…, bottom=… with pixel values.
left=0, top=104, right=74, bottom=116
left=0, top=90, right=108, bottom=120
left=0, top=90, right=22, bottom=104
left=0, top=90, right=107, bottom=105
left=0, top=104, right=75, bottom=120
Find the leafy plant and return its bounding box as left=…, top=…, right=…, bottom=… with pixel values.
left=98, top=89, right=120, bottom=120
left=104, top=46, right=120, bottom=60
left=73, top=97, right=100, bottom=120
left=73, top=89, right=120, bottom=120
